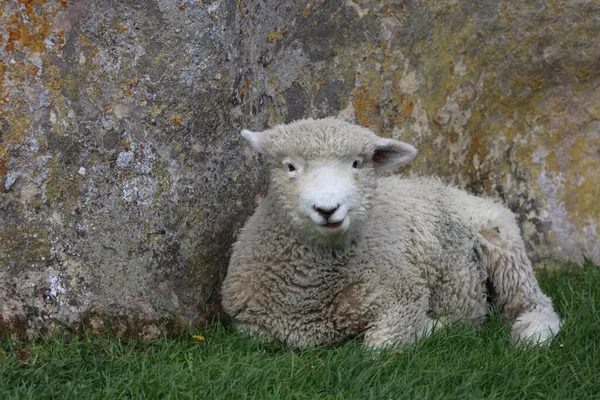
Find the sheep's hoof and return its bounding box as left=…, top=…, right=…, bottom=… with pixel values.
left=511, top=310, right=562, bottom=346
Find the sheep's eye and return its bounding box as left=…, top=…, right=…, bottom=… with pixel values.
left=287, top=163, right=296, bottom=172
left=352, top=160, right=360, bottom=169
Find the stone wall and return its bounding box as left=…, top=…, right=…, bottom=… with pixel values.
left=1, top=0, right=598, bottom=337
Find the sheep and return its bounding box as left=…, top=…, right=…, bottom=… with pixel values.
left=221, top=117, right=561, bottom=349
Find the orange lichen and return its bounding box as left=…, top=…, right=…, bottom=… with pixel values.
left=380, top=40, right=387, bottom=54
left=172, top=114, right=183, bottom=126
left=46, top=65, right=64, bottom=96
left=448, top=131, right=459, bottom=143
left=353, top=86, right=379, bottom=130
left=0, top=0, right=70, bottom=198
left=575, top=69, right=592, bottom=81
left=18, top=0, right=43, bottom=16
left=79, top=34, right=98, bottom=56
left=464, top=134, right=489, bottom=175
left=267, top=31, right=283, bottom=43
left=241, top=79, right=251, bottom=96
left=550, top=0, right=565, bottom=15
left=124, top=77, right=138, bottom=87
left=0, top=62, right=8, bottom=116
left=402, top=99, right=414, bottom=117
left=4, top=4, right=53, bottom=53
left=502, top=3, right=517, bottom=24
left=56, top=30, right=65, bottom=48
left=0, top=157, right=7, bottom=192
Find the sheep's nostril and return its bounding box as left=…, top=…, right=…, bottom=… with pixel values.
left=313, top=205, right=339, bottom=219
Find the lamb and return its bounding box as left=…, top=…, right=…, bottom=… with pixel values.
left=221, top=117, right=561, bottom=349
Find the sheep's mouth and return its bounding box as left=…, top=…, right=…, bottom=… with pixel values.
left=323, top=221, right=343, bottom=229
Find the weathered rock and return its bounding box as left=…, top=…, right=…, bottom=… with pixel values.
left=0, top=0, right=598, bottom=337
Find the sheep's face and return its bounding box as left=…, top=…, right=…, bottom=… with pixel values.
left=241, top=118, right=417, bottom=246
left=270, top=155, right=375, bottom=244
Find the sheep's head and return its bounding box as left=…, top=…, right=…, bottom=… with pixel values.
left=242, top=118, right=417, bottom=246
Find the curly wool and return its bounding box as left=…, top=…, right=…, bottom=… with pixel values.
left=222, top=118, right=560, bottom=349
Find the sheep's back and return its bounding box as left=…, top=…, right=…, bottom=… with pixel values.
left=361, top=176, right=489, bottom=320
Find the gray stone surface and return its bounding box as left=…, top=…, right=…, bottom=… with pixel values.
left=0, top=0, right=599, bottom=337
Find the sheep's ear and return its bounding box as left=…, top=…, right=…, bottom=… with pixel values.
left=241, top=129, right=269, bottom=154
left=372, top=138, right=417, bottom=171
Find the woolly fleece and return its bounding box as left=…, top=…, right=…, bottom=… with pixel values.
left=222, top=118, right=561, bottom=349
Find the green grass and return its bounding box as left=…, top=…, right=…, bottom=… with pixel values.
left=2, top=260, right=599, bottom=399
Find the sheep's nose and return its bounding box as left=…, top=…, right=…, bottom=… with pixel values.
left=313, top=205, right=339, bottom=220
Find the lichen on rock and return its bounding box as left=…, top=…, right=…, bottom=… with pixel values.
left=1, top=0, right=599, bottom=337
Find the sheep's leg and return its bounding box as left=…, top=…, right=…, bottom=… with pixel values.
left=233, top=321, right=275, bottom=343
left=363, top=302, right=443, bottom=349
left=478, top=226, right=561, bottom=345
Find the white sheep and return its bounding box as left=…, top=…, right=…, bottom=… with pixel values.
left=221, top=118, right=561, bottom=349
